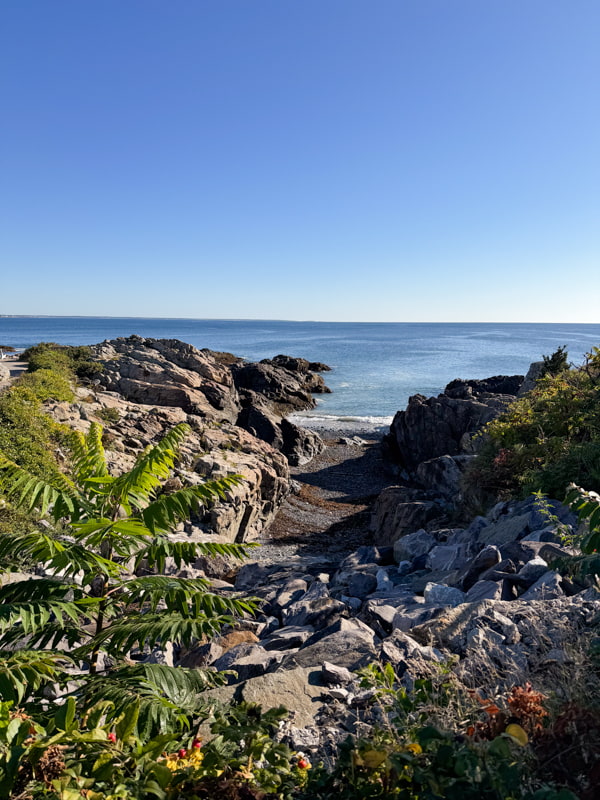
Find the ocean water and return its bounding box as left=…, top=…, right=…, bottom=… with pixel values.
left=1, top=317, right=599, bottom=425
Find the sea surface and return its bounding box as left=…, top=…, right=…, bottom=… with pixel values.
left=1, top=318, right=599, bottom=428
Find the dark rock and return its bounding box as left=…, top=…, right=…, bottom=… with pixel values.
left=385, top=377, right=521, bottom=471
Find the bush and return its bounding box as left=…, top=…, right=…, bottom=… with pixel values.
left=464, top=347, right=600, bottom=501
left=21, top=342, right=102, bottom=382
left=18, top=369, right=74, bottom=403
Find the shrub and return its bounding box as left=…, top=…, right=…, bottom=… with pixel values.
left=464, top=347, right=600, bottom=501
left=96, top=405, right=121, bottom=424
left=18, top=369, right=74, bottom=403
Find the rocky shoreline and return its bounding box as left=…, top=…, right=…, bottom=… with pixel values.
left=4, top=337, right=599, bottom=769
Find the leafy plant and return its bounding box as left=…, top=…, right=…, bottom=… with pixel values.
left=464, top=347, right=600, bottom=501
left=0, top=422, right=256, bottom=734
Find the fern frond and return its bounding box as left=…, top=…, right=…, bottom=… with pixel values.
left=0, top=530, right=122, bottom=582
left=111, top=424, right=192, bottom=512
left=90, top=611, right=230, bottom=655
left=141, top=475, right=242, bottom=534
left=0, top=650, right=75, bottom=705
left=71, top=517, right=154, bottom=556
left=0, top=453, right=86, bottom=521
left=118, top=575, right=258, bottom=618
left=69, top=423, right=109, bottom=487
left=79, top=663, right=225, bottom=736
left=137, top=536, right=257, bottom=573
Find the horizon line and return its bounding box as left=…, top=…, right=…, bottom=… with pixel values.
left=1, top=315, right=600, bottom=325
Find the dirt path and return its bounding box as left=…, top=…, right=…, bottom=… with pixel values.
left=257, top=436, right=394, bottom=563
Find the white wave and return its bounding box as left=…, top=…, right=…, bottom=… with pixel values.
left=287, top=412, right=393, bottom=433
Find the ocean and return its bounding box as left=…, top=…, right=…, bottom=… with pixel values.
left=1, top=317, right=599, bottom=428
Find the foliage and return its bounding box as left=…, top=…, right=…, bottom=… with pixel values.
left=464, top=347, right=600, bottom=501
left=540, top=346, right=570, bottom=378
left=548, top=484, right=600, bottom=584
left=22, top=342, right=103, bottom=382
left=17, top=369, right=74, bottom=403
left=96, top=406, right=121, bottom=424
left=0, top=422, right=256, bottom=737
left=0, top=386, right=64, bottom=480
left=0, top=696, right=309, bottom=800
left=300, top=664, right=577, bottom=800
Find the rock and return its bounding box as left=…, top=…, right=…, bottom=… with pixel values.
left=460, top=545, right=502, bottom=591
left=280, top=418, right=325, bottom=466
left=476, top=513, right=533, bottom=546
left=519, top=571, right=564, bottom=601
left=372, top=488, right=441, bottom=546
left=423, top=583, right=466, bottom=607
left=239, top=667, right=324, bottom=728
left=416, top=455, right=464, bottom=500
left=426, top=544, right=470, bottom=572
left=271, top=579, right=309, bottom=615
left=321, top=662, right=357, bottom=685
left=284, top=618, right=378, bottom=671
left=392, top=604, right=443, bottom=632
left=347, top=571, right=378, bottom=599
left=465, top=580, right=503, bottom=602
left=385, top=376, right=522, bottom=471
left=261, top=626, right=315, bottom=651
left=212, top=643, right=286, bottom=683
left=282, top=582, right=346, bottom=628
left=517, top=557, right=549, bottom=586
left=393, top=529, right=437, bottom=563
left=380, top=630, right=442, bottom=676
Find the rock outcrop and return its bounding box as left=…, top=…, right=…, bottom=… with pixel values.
left=90, top=337, right=327, bottom=467
left=384, top=374, right=523, bottom=472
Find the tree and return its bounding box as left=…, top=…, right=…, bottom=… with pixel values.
left=0, top=422, right=257, bottom=734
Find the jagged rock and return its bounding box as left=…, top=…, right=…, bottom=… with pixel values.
left=283, top=618, right=378, bottom=671
left=423, top=583, right=466, bottom=607
left=372, top=487, right=441, bottom=546
left=393, top=529, right=437, bottom=564
left=380, top=630, right=442, bottom=676
left=347, top=571, right=378, bottom=599
left=392, top=604, right=443, bottom=632
left=271, top=579, right=309, bottom=615
left=385, top=375, right=522, bottom=471
left=282, top=582, right=347, bottom=628
left=465, top=580, right=503, bottom=602
left=212, top=643, right=287, bottom=683
left=261, top=626, right=315, bottom=651
left=517, top=557, right=549, bottom=585
left=519, top=571, right=564, bottom=601
left=426, top=544, right=470, bottom=572
left=239, top=667, right=325, bottom=728
left=416, top=455, right=465, bottom=500
left=459, top=545, right=502, bottom=591
left=280, top=418, right=325, bottom=466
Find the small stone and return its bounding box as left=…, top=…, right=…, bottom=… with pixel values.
left=322, top=661, right=357, bottom=685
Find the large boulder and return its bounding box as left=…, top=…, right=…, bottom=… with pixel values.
left=385, top=375, right=523, bottom=472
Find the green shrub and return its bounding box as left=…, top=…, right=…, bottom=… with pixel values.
left=464, top=347, right=600, bottom=501
left=18, top=369, right=74, bottom=403
left=96, top=406, right=120, bottom=424
left=0, top=387, right=62, bottom=480
left=22, top=342, right=102, bottom=382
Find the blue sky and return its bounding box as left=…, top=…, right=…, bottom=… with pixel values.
left=1, top=1, right=598, bottom=321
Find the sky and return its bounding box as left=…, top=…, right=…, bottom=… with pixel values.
left=1, top=1, right=599, bottom=322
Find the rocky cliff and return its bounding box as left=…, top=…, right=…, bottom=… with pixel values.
left=43, top=336, right=331, bottom=543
